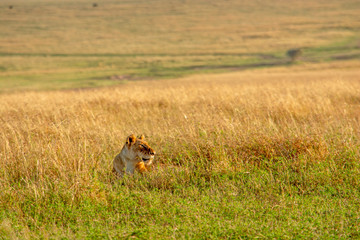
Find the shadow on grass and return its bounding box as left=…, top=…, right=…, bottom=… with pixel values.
left=180, top=60, right=289, bottom=72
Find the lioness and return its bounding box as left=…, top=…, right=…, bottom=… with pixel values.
left=113, top=134, right=155, bottom=176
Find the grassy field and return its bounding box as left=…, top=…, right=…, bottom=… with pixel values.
left=1, top=0, right=360, bottom=239
left=1, top=61, right=360, bottom=238
left=0, top=0, right=359, bottom=92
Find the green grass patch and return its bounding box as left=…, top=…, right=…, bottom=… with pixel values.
left=1, top=157, right=359, bottom=239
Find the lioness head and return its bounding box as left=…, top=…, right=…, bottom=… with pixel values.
left=126, top=134, right=155, bottom=166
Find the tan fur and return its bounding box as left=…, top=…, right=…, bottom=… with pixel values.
left=113, top=134, right=155, bottom=177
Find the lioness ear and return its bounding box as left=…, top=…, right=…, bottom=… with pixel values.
left=126, top=134, right=136, bottom=146
left=138, top=134, right=145, bottom=140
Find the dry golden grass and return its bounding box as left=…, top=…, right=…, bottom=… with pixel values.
left=1, top=61, right=360, bottom=238
left=1, top=61, right=359, bottom=188
left=1, top=0, right=359, bottom=55
left=1, top=0, right=360, bottom=237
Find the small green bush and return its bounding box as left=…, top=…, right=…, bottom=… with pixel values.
left=287, top=48, right=303, bottom=62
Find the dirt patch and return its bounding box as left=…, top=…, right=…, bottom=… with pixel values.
left=93, top=75, right=150, bottom=81
left=332, top=53, right=360, bottom=60
left=108, top=75, right=131, bottom=80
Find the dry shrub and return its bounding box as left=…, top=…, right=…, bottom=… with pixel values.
left=235, top=135, right=328, bottom=163
left=287, top=48, right=303, bottom=62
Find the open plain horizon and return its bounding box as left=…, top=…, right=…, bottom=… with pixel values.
left=1, top=0, right=360, bottom=238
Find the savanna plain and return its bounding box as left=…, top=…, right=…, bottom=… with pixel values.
left=1, top=0, right=360, bottom=239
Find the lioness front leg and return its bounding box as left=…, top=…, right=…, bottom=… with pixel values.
left=125, top=163, right=137, bottom=175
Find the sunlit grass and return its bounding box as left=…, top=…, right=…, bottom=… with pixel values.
left=1, top=0, right=360, bottom=238
left=1, top=61, right=360, bottom=238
